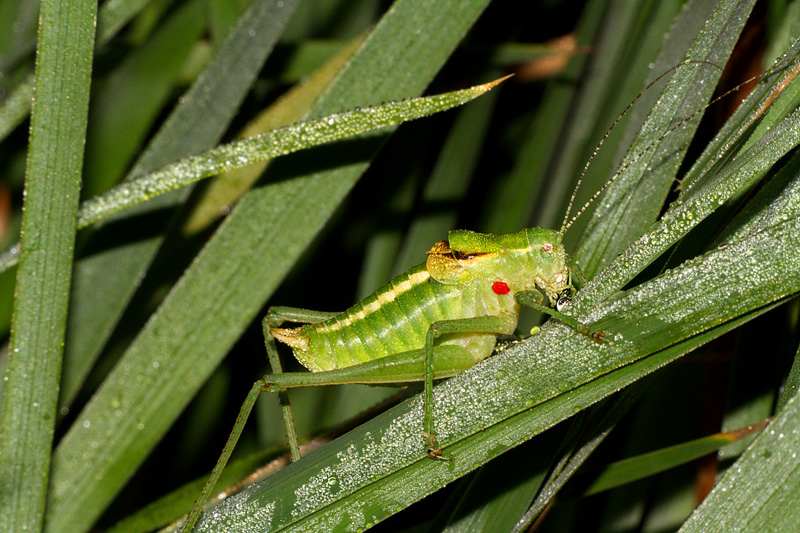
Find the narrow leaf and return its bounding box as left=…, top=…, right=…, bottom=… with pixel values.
left=0, top=78, right=507, bottom=273
left=679, top=394, right=800, bottom=532
left=0, top=1, right=95, bottom=530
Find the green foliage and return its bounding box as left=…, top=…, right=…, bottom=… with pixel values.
left=0, top=0, right=799, bottom=532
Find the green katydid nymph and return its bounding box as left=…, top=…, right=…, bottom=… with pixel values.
left=181, top=221, right=606, bottom=531
left=266, top=226, right=605, bottom=456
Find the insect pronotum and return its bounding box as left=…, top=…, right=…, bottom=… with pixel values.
left=181, top=56, right=795, bottom=531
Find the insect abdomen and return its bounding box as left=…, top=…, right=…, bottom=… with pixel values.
left=285, top=263, right=512, bottom=372
left=298, top=265, right=438, bottom=370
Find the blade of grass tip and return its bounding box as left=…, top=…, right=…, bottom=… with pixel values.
left=46, top=2, right=496, bottom=530
left=73, top=79, right=509, bottom=229
left=0, top=77, right=508, bottom=276
left=0, top=1, right=96, bottom=531
left=392, top=70, right=500, bottom=275
left=358, top=67, right=500, bottom=300
left=573, top=421, right=768, bottom=497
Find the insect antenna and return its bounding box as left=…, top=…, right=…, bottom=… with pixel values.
left=559, top=54, right=800, bottom=236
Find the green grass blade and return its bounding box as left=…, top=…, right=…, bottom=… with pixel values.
left=186, top=212, right=800, bottom=531
left=574, top=422, right=768, bottom=497
left=0, top=79, right=504, bottom=274
left=45, top=1, right=493, bottom=531
left=0, top=1, right=96, bottom=530
left=75, top=81, right=506, bottom=228
left=679, top=392, right=800, bottom=532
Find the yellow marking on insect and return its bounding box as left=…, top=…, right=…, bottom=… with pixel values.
left=408, top=270, right=430, bottom=284
left=318, top=271, right=431, bottom=332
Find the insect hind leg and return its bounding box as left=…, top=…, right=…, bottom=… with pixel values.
left=265, top=306, right=341, bottom=327
left=181, top=379, right=268, bottom=532
left=262, top=306, right=343, bottom=462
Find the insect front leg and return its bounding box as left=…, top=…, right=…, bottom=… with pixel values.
left=567, top=257, right=588, bottom=290
left=515, top=290, right=606, bottom=343
left=423, top=315, right=517, bottom=460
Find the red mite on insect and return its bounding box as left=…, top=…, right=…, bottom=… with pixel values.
left=492, top=281, right=510, bottom=294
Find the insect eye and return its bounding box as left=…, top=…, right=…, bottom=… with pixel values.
left=452, top=250, right=477, bottom=260
left=542, top=243, right=554, bottom=253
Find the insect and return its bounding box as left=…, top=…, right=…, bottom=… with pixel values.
left=180, top=206, right=606, bottom=531
left=265, top=225, right=605, bottom=457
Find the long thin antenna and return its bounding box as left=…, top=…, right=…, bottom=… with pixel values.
left=557, top=63, right=712, bottom=234
left=559, top=54, right=798, bottom=235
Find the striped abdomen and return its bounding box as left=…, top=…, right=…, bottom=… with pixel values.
left=272, top=263, right=519, bottom=372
